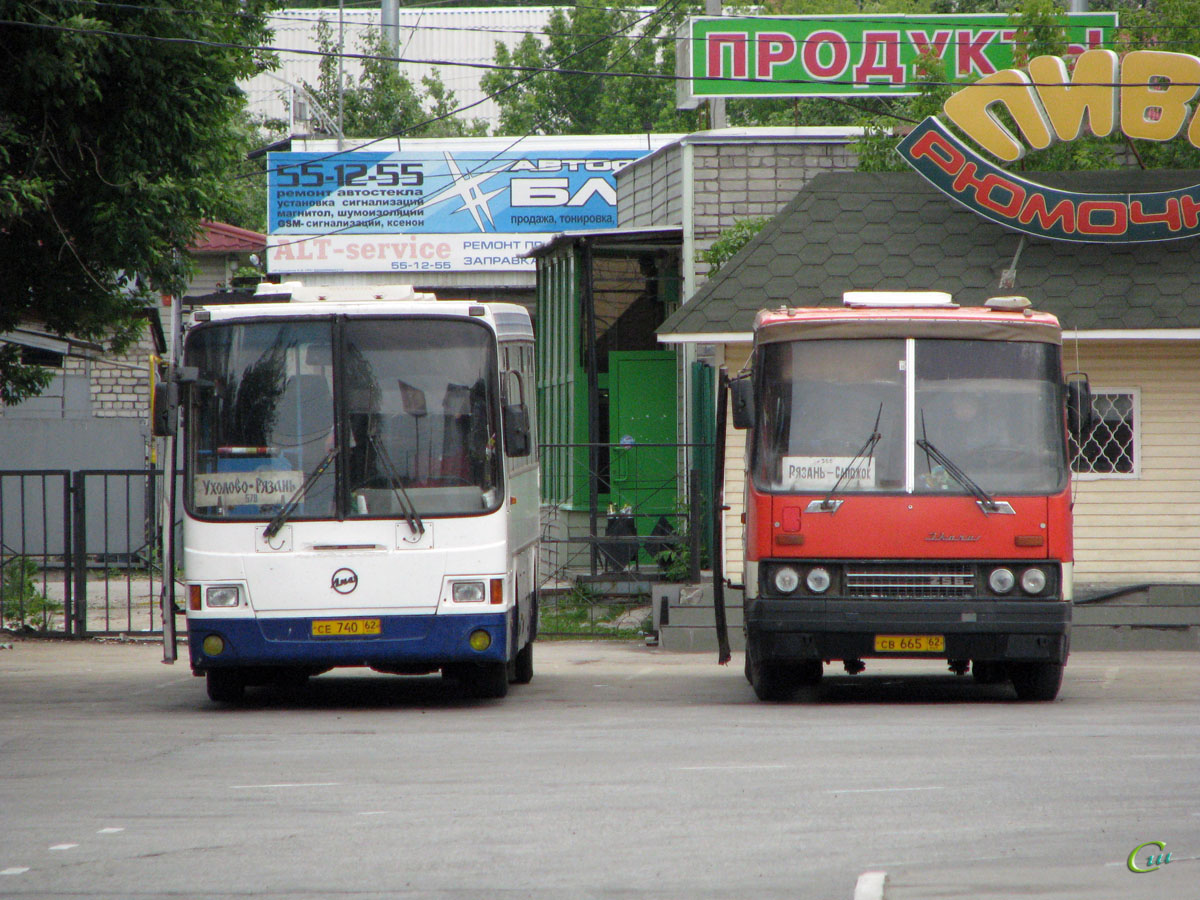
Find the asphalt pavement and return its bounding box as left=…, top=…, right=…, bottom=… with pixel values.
left=1, top=639, right=1197, bottom=900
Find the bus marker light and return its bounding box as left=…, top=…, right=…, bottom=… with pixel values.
left=201, top=635, right=225, bottom=656
left=189, top=585, right=202, bottom=611
left=1015, top=535, right=1045, bottom=547
left=469, top=630, right=491, bottom=652
left=490, top=578, right=503, bottom=604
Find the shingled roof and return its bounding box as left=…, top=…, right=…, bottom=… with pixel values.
left=659, top=169, right=1200, bottom=340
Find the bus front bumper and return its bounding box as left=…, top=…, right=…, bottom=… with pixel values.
left=187, top=612, right=510, bottom=672
left=744, top=598, right=1070, bottom=664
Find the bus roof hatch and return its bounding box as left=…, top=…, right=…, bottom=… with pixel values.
left=843, top=291, right=957, bottom=309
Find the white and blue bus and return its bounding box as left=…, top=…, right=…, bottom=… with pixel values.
left=178, top=284, right=538, bottom=701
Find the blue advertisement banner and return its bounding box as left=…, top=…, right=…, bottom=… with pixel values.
left=268, top=149, right=644, bottom=236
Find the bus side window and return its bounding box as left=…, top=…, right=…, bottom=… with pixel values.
left=501, top=368, right=531, bottom=458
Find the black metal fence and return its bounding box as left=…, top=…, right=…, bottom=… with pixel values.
left=2, top=445, right=713, bottom=639
left=1, top=469, right=176, bottom=637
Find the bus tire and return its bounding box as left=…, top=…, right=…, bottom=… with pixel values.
left=512, top=641, right=534, bottom=685
left=746, top=641, right=795, bottom=702
left=1010, top=661, right=1064, bottom=701
left=793, top=659, right=823, bottom=686
left=972, top=660, right=1007, bottom=685
left=206, top=669, right=245, bottom=703
left=464, top=662, right=509, bottom=699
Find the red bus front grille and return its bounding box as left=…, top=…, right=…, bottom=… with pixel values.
left=845, top=565, right=975, bottom=600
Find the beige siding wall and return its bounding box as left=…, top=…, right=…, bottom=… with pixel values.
left=1072, top=340, right=1200, bottom=586
left=716, top=338, right=1200, bottom=588
left=722, top=344, right=751, bottom=581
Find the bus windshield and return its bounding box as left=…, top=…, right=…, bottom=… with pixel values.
left=752, top=338, right=1067, bottom=496
left=185, top=316, right=501, bottom=521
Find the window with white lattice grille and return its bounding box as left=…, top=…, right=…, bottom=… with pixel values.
left=1070, top=389, right=1138, bottom=478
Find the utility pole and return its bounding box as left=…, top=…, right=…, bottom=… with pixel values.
left=381, top=0, right=399, bottom=57
left=705, top=0, right=725, bottom=129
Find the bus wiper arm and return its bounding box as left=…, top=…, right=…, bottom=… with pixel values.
left=366, top=434, right=425, bottom=537
left=815, top=403, right=883, bottom=512
left=264, top=446, right=338, bottom=539
left=914, top=437, right=1001, bottom=513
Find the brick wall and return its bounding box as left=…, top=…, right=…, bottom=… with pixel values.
left=691, top=140, right=857, bottom=285
left=90, top=336, right=154, bottom=419
left=617, top=133, right=858, bottom=289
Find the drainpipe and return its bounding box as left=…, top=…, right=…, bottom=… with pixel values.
left=680, top=140, right=696, bottom=478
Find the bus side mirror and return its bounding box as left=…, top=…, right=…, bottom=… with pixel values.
left=730, top=377, right=755, bottom=430
left=503, top=404, right=531, bottom=457
left=1066, top=373, right=1093, bottom=443
left=151, top=381, right=177, bottom=437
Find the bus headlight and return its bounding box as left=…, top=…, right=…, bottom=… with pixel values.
left=452, top=581, right=486, bottom=603
left=1020, top=567, right=1048, bottom=594
left=988, top=567, right=1015, bottom=594
left=205, top=586, right=240, bottom=608
left=806, top=567, right=832, bottom=594
left=773, top=566, right=800, bottom=594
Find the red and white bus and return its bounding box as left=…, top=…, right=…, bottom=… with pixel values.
left=728, top=292, right=1091, bottom=701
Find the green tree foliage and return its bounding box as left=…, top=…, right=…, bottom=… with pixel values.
left=0, top=0, right=277, bottom=404
left=698, top=216, right=770, bottom=275
left=306, top=18, right=487, bottom=139
left=481, top=1, right=704, bottom=136
left=854, top=0, right=1200, bottom=172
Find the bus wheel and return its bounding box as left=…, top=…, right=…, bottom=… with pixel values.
left=512, top=642, right=534, bottom=685
left=206, top=669, right=245, bottom=703
left=1010, top=662, right=1064, bottom=701
left=464, top=663, right=509, bottom=699
left=793, top=660, right=822, bottom=686
left=972, top=660, right=1007, bottom=685
left=746, top=642, right=795, bottom=702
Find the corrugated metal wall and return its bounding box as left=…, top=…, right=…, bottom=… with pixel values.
left=244, top=7, right=556, bottom=132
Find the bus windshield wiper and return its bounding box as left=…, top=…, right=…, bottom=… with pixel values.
left=264, top=446, right=338, bottom=539
left=366, top=434, right=425, bottom=537
left=915, top=425, right=1003, bottom=514
left=813, top=403, right=883, bottom=513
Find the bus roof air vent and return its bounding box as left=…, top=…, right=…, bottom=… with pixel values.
left=843, top=291, right=957, bottom=309
left=985, top=295, right=1033, bottom=312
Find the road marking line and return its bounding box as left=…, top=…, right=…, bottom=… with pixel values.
left=675, top=764, right=790, bottom=771
left=854, top=871, right=887, bottom=900
left=97, top=828, right=124, bottom=834
left=230, top=782, right=340, bottom=789
left=48, top=844, right=78, bottom=851
left=1, top=868, right=31, bottom=876
left=831, top=786, right=945, bottom=794
left=357, top=811, right=388, bottom=816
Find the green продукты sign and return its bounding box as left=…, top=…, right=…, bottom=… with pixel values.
left=677, top=13, right=1118, bottom=105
